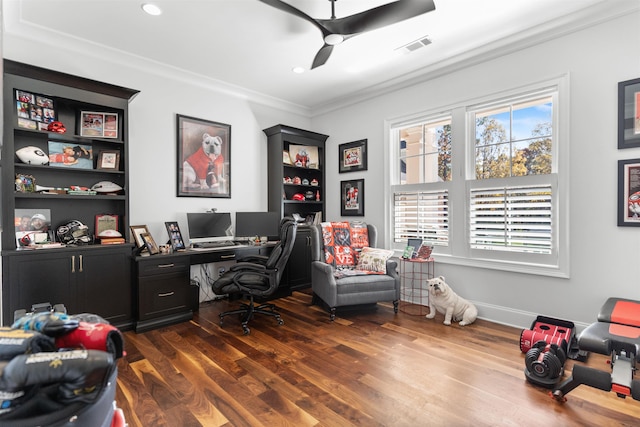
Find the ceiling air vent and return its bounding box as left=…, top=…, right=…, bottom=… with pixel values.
left=397, top=36, right=432, bottom=53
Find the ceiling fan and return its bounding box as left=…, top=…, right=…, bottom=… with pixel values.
left=258, top=0, right=436, bottom=69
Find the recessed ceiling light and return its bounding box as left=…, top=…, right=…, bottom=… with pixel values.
left=142, top=3, right=162, bottom=16
left=292, top=66, right=305, bottom=74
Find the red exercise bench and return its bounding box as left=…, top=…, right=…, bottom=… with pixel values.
left=552, top=297, right=640, bottom=402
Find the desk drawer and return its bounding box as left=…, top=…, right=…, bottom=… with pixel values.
left=138, top=256, right=189, bottom=277
left=138, top=272, right=190, bottom=321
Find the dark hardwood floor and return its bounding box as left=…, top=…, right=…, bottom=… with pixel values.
left=116, top=291, right=640, bottom=426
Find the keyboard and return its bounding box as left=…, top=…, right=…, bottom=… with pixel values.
left=192, top=241, right=237, bottom=249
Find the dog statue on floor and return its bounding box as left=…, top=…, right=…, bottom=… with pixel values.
left=425, top=276, right=477, bottom=326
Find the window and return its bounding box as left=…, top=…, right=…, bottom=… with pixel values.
left=388, top=77, right=568, bottom=276
left=473, top=95, right=553, bottom=180
left=469, top=94, right=554, bottom=255
left=393, top=117, right=451, bottom=247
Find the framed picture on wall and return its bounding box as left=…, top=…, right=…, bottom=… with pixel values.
left=341, top=179, right=365, bottom=216
left=618, top=158, right=640, bottom=226
left=176, top=114, right=231, bottom=198
left=618, top=78, right=640, bottom=149
left=339, top=139, right=368, bottom=173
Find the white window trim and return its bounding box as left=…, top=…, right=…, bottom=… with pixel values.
left=385, top=74, right=570, bottom=278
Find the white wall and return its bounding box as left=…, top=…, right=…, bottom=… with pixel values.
left=310, top=11, right=640, bottom=328
left=3, top=10, right=640, bottom=329
left=2, top=33, right=311, bottom=243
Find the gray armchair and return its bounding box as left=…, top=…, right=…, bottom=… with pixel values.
left=310, top=223, right=400, bottom=320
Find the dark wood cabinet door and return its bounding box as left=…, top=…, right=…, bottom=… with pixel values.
left=77, top=246, right=132, bottom=327
left=284, top=227, right=312, bottom=290
left=4, top=252, right=77, bottom=324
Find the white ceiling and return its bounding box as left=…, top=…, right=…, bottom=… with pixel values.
left=3, top=0, right=636, bottom=112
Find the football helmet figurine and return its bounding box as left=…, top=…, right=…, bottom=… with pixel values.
left=56, top=220, right=91, bottom=245
left=47, top=121, right=66, bottom=133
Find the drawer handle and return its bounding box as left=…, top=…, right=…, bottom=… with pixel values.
left=158, top=292, right=175, bottom=297
left=158, top=263, right=175, bottom=268
left=221, top=255, right=236, bottom=259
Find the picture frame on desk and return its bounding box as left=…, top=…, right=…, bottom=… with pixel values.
left=176, top=114, right=231, bottom=198
left=130, top=224, right=151, bottom=248
left=140, top=232, right=159, bottom=255
left=165, top=221, right=186, bottom=251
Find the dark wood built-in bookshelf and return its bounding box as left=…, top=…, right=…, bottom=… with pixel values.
left=1, top=60, right=139, bottom=328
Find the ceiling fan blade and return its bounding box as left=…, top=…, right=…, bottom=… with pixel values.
left=318, top=0, right=436, bottom=36
left=311, top=44, right=334, bottom=69
left=257, top=0, right=330, bottom=36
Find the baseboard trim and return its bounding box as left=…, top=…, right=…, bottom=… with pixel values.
left=474, top=301, right=591, bottom=332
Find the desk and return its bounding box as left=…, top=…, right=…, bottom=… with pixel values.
left=133, top=243, right=274, bottom=332
left=399, top=258, right=434, bottom=316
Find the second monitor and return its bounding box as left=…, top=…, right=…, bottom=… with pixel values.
left=235, top=212, right=280, bottom=241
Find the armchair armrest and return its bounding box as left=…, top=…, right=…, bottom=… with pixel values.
left=311, top=261, right=339, bottom=307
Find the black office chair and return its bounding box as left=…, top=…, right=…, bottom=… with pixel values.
left=212, top=218, right=297, bottom=335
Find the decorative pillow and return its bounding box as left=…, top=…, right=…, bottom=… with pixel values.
left=356, top=246, right=394, bottom=273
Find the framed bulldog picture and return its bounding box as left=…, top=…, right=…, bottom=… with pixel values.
left=176, top=114, right=231, bottom=198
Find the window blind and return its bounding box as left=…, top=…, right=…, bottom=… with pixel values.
left=393, top=190, right=449, bottom=245
left=469, top=185, right=552, bottom=254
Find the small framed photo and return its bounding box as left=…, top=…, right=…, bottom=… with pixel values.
left=95, top=214, right=119, bottom=236
left=140, top=232, right=159, bottom=255
left=339, top=139, right=368, bottom=173
left=283, top=150, right=292, bottom=165
left=15, top=174, right=36, bottom=193
left=341, top=179, right=365, bottom=216
left=618, top=78, right=640, bottom=149
left=130, top=224, right=151, bottom=248
left=16, top=89, right=56, bottom=131
left=618, top=158, right=640, bottom=226
left=288, top=144, right=319, bottom=169
left=80, top=111, right=119, bottom=139
left=14, top=208, right=51, bottom=247
left=165, top=221, right=186, bottom=251
left=97, top=150, right=120, bottom=170
left=48, top=141, right=93, bottom=169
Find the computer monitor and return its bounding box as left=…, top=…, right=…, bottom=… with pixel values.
left=235, top=211, right=280, bottom=241
left=186, top=212, right=233, bottom=245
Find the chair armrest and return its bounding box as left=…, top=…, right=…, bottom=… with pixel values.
left=311, top=261, right=340, bottom=307
left=386, top=259, right=399, bottom=278
left=386, top=258, right=401, bottom=299
left=311, top=261, right=336, bottom=280
left=230, top=262, right=267, bottom=273
left=238, top=255, right=269, bottom=264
